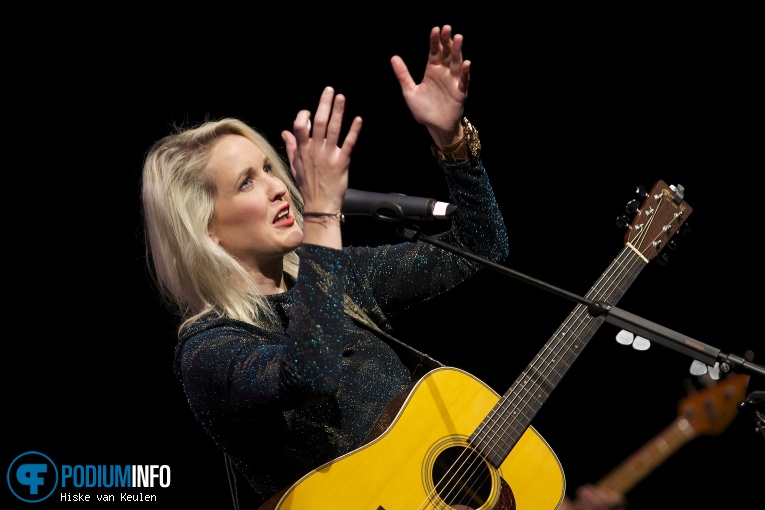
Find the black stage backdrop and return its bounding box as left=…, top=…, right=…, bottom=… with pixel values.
left=4, top=10, right=762, bottom=509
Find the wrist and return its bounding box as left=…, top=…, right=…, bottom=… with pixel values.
left=431, top=117, right=481, bottom=163
left=429, top=123, right=464, bottom=149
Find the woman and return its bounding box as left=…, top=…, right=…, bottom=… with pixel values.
left=141, top=24, right=509, bottom=506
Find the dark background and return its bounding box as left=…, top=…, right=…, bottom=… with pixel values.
left=4, top=9, right=762, bottom=509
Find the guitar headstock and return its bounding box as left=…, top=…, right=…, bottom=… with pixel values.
left=618, top=180, right=693, bottom=263
left=679, top=372, right=750, bottom=436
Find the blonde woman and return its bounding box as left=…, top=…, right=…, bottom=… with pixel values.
left=142, top=25, right=509, bottom=507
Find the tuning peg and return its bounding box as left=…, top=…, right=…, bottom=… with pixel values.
left=616, top=330, right=651, bottom=350
left=625, top=198, right=641, bottom=215
left=656, top=252, right=670, bottom=266
left=616, top=185, right=649, bottom=229
left=616, top=215, right=631, bottom=228
left=655, top=225, right=689, bottom=266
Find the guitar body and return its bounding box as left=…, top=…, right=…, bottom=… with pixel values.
left=266, top=366, right=564, bottom=510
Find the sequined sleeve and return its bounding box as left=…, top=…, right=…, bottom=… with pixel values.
left=342, top=157, right=509, bottom=329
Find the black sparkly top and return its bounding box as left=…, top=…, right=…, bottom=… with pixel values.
left=173, top=157, right=509, bottom=505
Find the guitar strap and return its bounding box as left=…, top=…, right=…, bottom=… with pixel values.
left=343, top=293, right=445, bottom=444
left=343, top=293, right=443, bottom=381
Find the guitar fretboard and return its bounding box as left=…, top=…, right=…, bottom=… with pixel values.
left=471, top=244, right=645, bottom=467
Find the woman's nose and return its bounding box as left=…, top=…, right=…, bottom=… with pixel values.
left=269, top=174, right=288, bottom=198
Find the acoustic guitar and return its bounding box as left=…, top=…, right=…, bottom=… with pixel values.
left=260, top=180, right=692, bottom=510
left=596, top=371, right=750, bottom=494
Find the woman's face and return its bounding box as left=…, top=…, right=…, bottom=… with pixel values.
left=206, top=134, right=303, bottom=273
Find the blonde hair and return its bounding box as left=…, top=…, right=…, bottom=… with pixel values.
left=141, top=118, right=303, bottom=333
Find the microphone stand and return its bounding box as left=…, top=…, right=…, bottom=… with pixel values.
left=395, top=223, right=765, bottom=385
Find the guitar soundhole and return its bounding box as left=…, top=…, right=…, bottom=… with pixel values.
left=432, top=446, right=492, bottom=508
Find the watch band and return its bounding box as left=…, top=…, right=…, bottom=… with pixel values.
left=431, top=117, right=480, bottom=163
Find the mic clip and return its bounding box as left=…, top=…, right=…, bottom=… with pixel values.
left=367, top=196, right=426, bottom=222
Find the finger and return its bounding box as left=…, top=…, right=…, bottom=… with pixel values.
left=326, top=93, right=346, bottom=146
left=292, top=110, right=312, bottom=145
left=428, top=26, right=441, bottom=62
left=450, top=33, right=464, bottom=72
left=459, top=60, right=471, bottom=95
left=339, top=116, right=363, bottom=155
left=282, top=130, right=296, bottom=164
left=281, top=130, right=303, bottom=181
left=311, top=86, right=335, bottom=140
left=390, top=55, right=416, bottom=95
left=441, top=25, right=453, bottom=61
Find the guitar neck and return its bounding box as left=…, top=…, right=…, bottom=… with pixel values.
left=469, top=180, right=692, bottom=468
left=472, top=243, right=647, bottom=466
left=596, top=417, right=696, bottom=494
left=595, top=371, right=749, bottom=495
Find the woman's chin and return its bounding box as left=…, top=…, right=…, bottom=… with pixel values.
left=284, top=230, right=304, bottom=248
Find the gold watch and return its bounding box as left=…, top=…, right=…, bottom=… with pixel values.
left=431, top=117, right=481, bottom=163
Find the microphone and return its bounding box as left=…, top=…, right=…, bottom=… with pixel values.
left=342, top=188, right=457, bottom=222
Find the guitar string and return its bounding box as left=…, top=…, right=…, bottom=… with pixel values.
left=418, top=189, right=683, bottom=509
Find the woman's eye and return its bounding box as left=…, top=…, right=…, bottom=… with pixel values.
left=263, top=162, right=273, bottom=174
left=240, top=178, right=253, bottom=191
